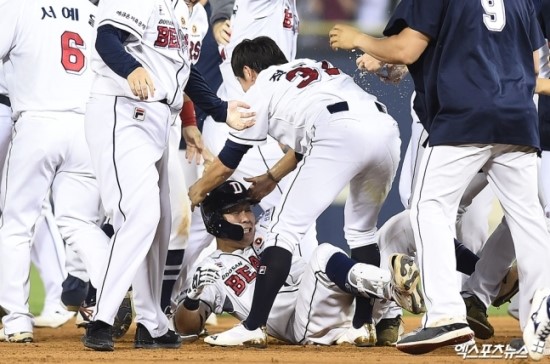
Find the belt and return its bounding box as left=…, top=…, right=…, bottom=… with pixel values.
left=0, top=94, right=10, bottom=107
left=326, top=101, right=387, bottom=114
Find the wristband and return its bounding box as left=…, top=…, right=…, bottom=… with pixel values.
left=180, top=100, right=197, bottom=127
left=267, top=170, right=279, bottom=183
left=183, top=297, right=200, bottom=310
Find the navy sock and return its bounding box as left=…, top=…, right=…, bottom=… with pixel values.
left=161, top=249, right=185, bottom=312
left=325, top=252, right=356, bottom=293
left=351, top=245, right=380, bottom=328
left=454, top=238, right=479, bottom=275
left=244, top=246, right=292, bottom=330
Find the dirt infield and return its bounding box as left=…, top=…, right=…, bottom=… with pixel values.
left=0, top=315, right=524, bottom=363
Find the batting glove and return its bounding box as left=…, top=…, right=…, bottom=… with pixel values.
left=186, top=263, right=221, bottom=301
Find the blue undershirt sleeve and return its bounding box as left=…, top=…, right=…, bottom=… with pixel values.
left=185, top=65, right=228, bottom=123
left=218, top=139, right=251, bottom=169
left=95, top=24, right=142, bottom=79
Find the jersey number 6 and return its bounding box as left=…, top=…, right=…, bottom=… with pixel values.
left=61, top=31, right=86, bottom=74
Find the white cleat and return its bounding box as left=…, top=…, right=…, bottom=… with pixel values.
left=523, top=288, right=550, bottom=361
left=336, top=323, right=377, bottom=347
left=0, top=327, right=5, bottom=341
left=390, top=254, right=426, bottom=314
left=34, top=310, right=76, bottom=328
left=204, top=323, right=267, bottom=348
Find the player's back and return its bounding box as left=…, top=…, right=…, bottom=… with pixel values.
left=217, top=0, right=298, bottom=100
left=186, top=3, right=209, bottom=65
left=255, top=58, right=378, bottom=153
left=0, top=0, right=97, bottom=117
left=421, top=0, right=541, bottom=147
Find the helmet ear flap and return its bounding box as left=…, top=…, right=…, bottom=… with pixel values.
left=201, top=206, right=245, bottom=241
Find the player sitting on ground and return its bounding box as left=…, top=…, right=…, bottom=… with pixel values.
left=173, top=181, right=425, bottom=347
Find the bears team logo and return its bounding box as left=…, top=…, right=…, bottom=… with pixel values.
left=180, top=16, right=185, bottom=27
left=133, top=107, right=146, bottom=121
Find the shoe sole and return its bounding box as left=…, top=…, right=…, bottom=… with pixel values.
left=396, top=328, right=474, bottom=355
left=81, top=336, right=114, bottom=351
left=493, top=281, right=519, bottom=308
left=392, top=255, right=420, bottom=291
left=134, top=341, right=182, bottom=349
left=466, top=316, right=494, bottom=340
left=204, top=339, right=267, bottom=348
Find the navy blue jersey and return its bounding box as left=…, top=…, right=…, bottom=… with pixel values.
left=538, top=0, right=550, bottom=150
left=388, top=0, right=544, bottom=148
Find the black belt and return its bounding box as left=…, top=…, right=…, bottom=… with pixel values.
left=0, top=94, right=10, bottom=107
left=326, top=101, right=387, bottom=114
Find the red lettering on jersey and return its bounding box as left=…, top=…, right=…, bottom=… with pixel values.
left=155, top=26, right=180, bottom=49
left=249, top=256, right=261, bottom=271
left=286, top=67, right=319, bottom=88
left=236, top=266, right=256, bottom=283
left=190, top=41, right=202, bottom=62
left=283, top=9, right=293, bottom=29
left=225, top=274, right=246, bottom=296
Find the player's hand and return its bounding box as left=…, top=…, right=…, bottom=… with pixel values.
left=244, top=174, right=277, bottom=203
left=187, top=264, right=221, bottom=300
left=226, top=100, right=256, bottom=130
left=329, top=24, right=362, bottom=51
left=183, top=125, right=205, bottom=165
left=189, top=180, right=207, bottom=211
left=356, top=53, right=385, bottom=73
left=213, top=19, right=232, bottom=45
left=127, top=67, right=155, bottom=100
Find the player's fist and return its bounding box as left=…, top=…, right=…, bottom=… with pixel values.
left=127, top=67, right=155, bottom=100
left=226, top=100, right=256, bottom=130
left=329, top=24, right=362, bottom=51
left=187, top=264, right=221, bottom=300
left=213, top=19, right=231, bottom=46
left=356, top=53, right=385, bottom=73
left=244, top=174, right=277, bottom=203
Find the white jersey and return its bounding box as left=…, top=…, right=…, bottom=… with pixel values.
left=0, top=0, right=97, bottom=117
left=0, top=63, right=8, bottom=96
left=228, top=58, right=379, bottom=154
left=91, top=0, right=190, bottom=110
left=217, top=0, right=299, bottom=100
left=196, top=210, right=306, bottom=341
left=184, top=3, right=208, bottom=65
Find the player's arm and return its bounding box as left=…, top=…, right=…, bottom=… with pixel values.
left=95, top=25, right=155, bottom=100
left=188, top=140, right=252, bottom=209
left=329, top=24, right=429, bottom=65
left=210, top=0, right=234, bottom=45
left=244, top=149, right=300, bottom=202
left=536, top=78, right=550, bottom=95
left=185, top=66, right=255, bottom=130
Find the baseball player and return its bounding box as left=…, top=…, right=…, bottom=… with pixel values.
left=188, top=36, right=401, bottom=346
left=83, top=0, right=255, bottom=351
left=161, top=0, right=210, bottom=313
left=175, top=181, right=423, bottom=346
left=0, top=63, right=11, bottom=174
left=0, top=0, right=113, bottom=343
left=177, top=0, right=322, bottom=329
left=330, top=0, right=550, bottom=359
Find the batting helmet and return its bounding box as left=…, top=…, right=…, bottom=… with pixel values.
left=201, top=180, right=253, bottom=241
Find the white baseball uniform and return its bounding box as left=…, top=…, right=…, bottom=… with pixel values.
left=168, top=2, right=209, bottom=252
left=0, top=63, right=12, bottom=174
left=85, top=0, right=191, bottom=337
left=0, top=0, right=108, bottom=335
left=186, top=212, right=393, bottom=345
left=229, top=58, right=400, bottom=253
left=179, top=0, right=318, bottom=298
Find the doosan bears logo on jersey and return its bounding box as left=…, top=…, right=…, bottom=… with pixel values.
left=133, top=107, right=146, bottom=121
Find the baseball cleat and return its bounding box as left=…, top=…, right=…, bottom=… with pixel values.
left=375, top=315, right=404, bottom=346
left=523, top=288, right=550, bottom=361
left=389, top=254, right=426, bottom=314
left=336, top=323, right=376, bottom=347
left=204, top=323, right=267, bottom=348
left=492, top=261, right=518, bottom=307
left=6, top=331, right=34, bottom=343
left=134, top=323, right=182, bottom=349
left=396, top=323, right=474, bottom=355
left=0, top=327, right=4, bottom=341
left=82, top=320, right=114, bottom=351
left=34, top=309, right=76, bottom=328
left=464, top=295, right=494, bottom=339
left=113, top=291, right=134, bottom=340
